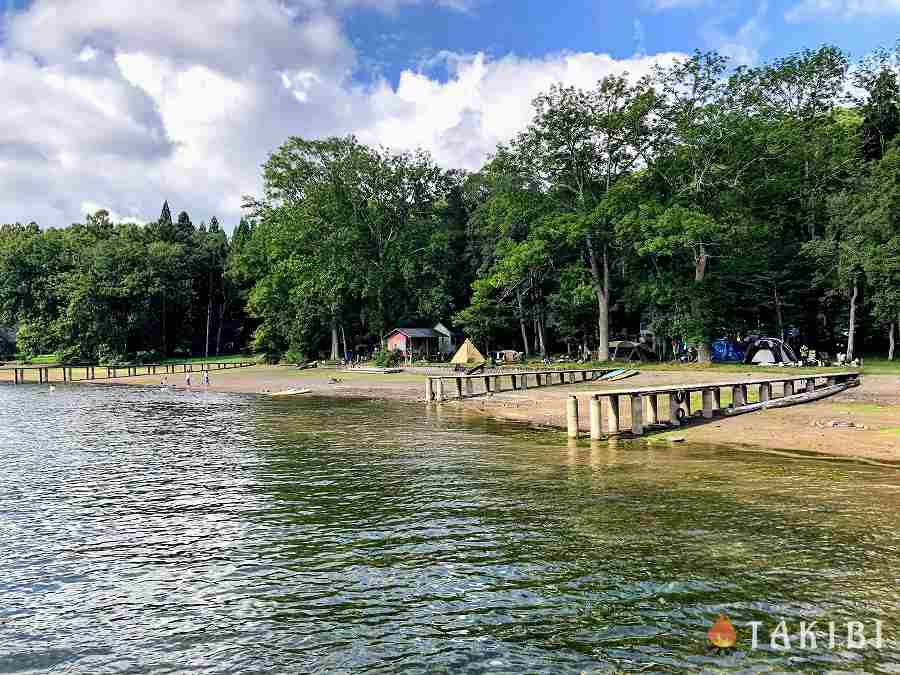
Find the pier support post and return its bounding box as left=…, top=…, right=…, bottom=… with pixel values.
left=456, top=378, right=463, bottom=399
left=436, top=379, right=444, bottom=402
left=605, top=396, right=620, bottom=434
left=465, top=378, right=473, bottom=396
left=425, top=378, right=433, bottom=402
left=732, top=384, right=745, bottom=407
left=806, top=378, right=816, bottom=393
left=783, top=380, right=794, bottom=397
left=645, top=395, right=659, bottom=425
left=483, top=376, right=491, bottom=394
left=683, top=391, right=692, bottom=417
left=511, top=374, right=518, bottom=390
left=63, top=368, right=68, bottom=383
left=521, top=374, right=528, bottom=389
left=631, top=395, right=644, bottom=436
left=566, top=396, right=579, bottom=439
left=668, top=394, right=681, bottom=426
left=702, top=389, right=715, bottom=418
left=714, top=388, right=722, bottom=411
left=590, top=396, right=602, bottom=440
left=760, top=382, right=771, bottom=402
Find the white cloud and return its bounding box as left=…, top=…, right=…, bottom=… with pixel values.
left=0, top=0, right=682, bottom=229
left=786, top=0, right=900, bottom=20
left=79, top=202, right=145, bottom=224
left=354, top=51, right=682, bottom=170
left=700, top=1, right=769, bottom=65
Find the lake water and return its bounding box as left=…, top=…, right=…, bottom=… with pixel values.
left=1, top=384, right=899, bottom=673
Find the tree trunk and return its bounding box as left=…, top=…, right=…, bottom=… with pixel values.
left=161, top=293, right=167, bottom=357
left=846, top=280, right=858, bottom=362
left=330, top=322, right=340, bottom=361
left=517, top=288, right=531, bottom=357
left=586, top=235, right=610, bottom=361
left=215, top=298, right=226, bottom=356
left=203, top=288, right=212, bottom=361
left=693, top=244, right=712, bottom=363
left=697, top=342, right=712, bottom=364
left=774, top=283, right=784, bottom=340
left=889, top=322, right=896, bottom=361
left=341, top=325, right=348, bottom=361
left=537, top=314, right=547, bottom=358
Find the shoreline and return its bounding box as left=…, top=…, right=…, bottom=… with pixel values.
left=14, top=363, right=899, bottom=463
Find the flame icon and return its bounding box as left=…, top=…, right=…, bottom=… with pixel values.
left=708, top=614, right=737, bottom=648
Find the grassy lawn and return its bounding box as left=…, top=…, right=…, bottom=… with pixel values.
left=158, top=354, right=254, bottom=365
left=515, top=359, right=856, bottom=375
left=860, top=357, right=900, bottom=375
left=16, top=353, right=254, bottom=366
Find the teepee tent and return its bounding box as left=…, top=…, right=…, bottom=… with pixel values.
left=450, top=338, right=485, bottom=365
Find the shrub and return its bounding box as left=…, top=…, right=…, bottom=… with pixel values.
left=57, top=345, right=83, bottom=365
left=284, top=347, right=305, bottom=365
left=97, top=344, right=127, bottom=366
left=374, top=348, right=403, bottom=368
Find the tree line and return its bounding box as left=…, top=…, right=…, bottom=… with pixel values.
left=0, top=204, right=253, bottom=363
left=1, top=44, right=899, bottom=364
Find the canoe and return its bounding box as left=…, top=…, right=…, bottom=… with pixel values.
left=270, top=388, right=312, bottom=397
left=606, top=369, right=639, bottom=382
left=598, top=368, right=627, bottom=381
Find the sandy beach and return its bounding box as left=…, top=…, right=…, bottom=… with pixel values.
left=87, top=363, right=900, bottom=463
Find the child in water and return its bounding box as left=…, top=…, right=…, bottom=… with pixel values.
left=203, top=370, right=209, bottom=387
left=185, top=371, right=192, bottom=387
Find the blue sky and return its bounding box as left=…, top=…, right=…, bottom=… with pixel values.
left=1, top=0, right=899, bottom=228
left=344, top=0, right=900, bottom=85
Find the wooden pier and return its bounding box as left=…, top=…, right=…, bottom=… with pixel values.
left=563, top=371, right=861, bottom=438
left=0, top=361, right=256, bottom=385
left=424, top=367, right=616, bottom=402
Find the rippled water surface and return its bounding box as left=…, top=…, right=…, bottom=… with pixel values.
left=2, top=384, right=900, bottom=673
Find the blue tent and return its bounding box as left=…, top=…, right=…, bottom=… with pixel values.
left=711, top=338, right=745, bottom=363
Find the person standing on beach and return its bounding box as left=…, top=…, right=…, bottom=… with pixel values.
left=185, top=371, right=192, bottom=387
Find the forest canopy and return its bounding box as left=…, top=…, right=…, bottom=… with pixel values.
left=1, top=44, right=899, bottom=364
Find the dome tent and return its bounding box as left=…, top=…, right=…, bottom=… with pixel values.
left=711, top=338, right=746, bottom=363
left=743, top=337, right=798, bottom=365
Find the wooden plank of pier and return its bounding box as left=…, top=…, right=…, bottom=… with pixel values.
left=0, top=361, right=257, bottom=384
left=565, top=371, right=860, bottom=438
left=424, top=367, right=616, bottom=401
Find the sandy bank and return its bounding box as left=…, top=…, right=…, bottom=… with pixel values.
left=99, top=364, right=899, bottom=462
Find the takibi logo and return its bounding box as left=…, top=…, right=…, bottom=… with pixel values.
left=705, top=615, right=885, bottom=652
left=708, top=614, right=737, bottom=648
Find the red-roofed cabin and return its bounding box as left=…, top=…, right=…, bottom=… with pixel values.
left=384, top=327, right=442, bottom=359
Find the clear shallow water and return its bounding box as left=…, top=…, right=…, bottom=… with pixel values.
left=1, top=384, right=899, bottom=674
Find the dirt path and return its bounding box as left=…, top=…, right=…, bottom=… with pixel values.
left=95, top=364, right=899, bottom=461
